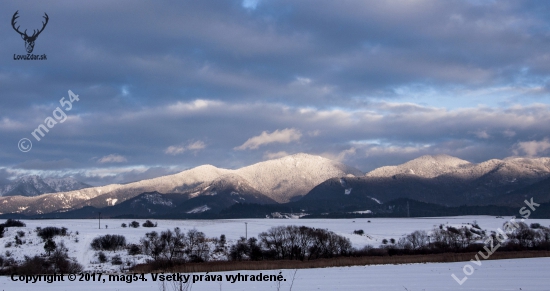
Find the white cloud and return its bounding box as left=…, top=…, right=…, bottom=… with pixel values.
left=503, top=129, right=516, bottom=137
left=321, top=147, right=357, bottom=162
left=473, top=130, right=490, bottom=139
left=187, top=141, right=206, bottom=150
left=165, top=140, right=206, bottom=155
left=235, top=128, right=302, bottom=150
left=308, top=130, right=321, bottom=137
left=514, top=138, right=550, bottom=157
left=165, top=145, right=186, bottom=155
left=97, top=154, right=127, bottom=164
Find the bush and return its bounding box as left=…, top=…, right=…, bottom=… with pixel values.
left=0, top=225, right=4, bottom=238
left=531, top=223, right=541, bottom=229
left=16, top=230, right=25, bottom=237
left=91, top=234, right=126, bottom=251
left=3, top=219, right=25, bottom=227
left=127, top=244, right=142, bottom=255
left=129, top=221, right=140, bottom=228
left=37, top=227, right=68, bottom=241
left=4, top=242, right=12, bottom=248
left=353, top=229, right=364, bottom=235
left=97, top=251, right=107, bottom=263
left=111, top=255, right=123, bottom=265
left=121, top=223, right=127, bottom=228
left=142, top=220, right=157, bottom=228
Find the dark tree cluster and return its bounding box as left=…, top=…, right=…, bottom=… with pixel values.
left=140, top=228, right=211, bottom=266
left=0, top=219, right=26, bottom=238
left=229, top=225, right=353, bottom=261
left=36, top=227, right=68, bottom=241
left=90, top=234, right=127, bottom=251
left=142, top=220, right=157, bottom=227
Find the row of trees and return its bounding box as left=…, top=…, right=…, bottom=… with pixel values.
left=87, top=222, right=550, bottom=270
left=121, top=220, right=158, bottom=228
left=375, top=222, right=550, bottom=256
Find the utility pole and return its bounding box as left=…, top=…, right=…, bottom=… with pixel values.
left=98, top=212, right=101, bottom=229
left=245, top=222, right=248, bottom=240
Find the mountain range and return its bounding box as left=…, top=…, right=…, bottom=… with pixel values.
left=0, top=175, right=91, bottom=197
left=1, top=153, right=550, bottom=218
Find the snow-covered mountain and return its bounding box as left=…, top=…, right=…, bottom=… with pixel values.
left=302, top=155, right=550, bottom=208
left=0, top=153, right=362, bottom=215
left=366, top=154, right=550, bottom=182
left=3, top=153, right=550, bottom=217
left=0, top=175, right=91, bottom=197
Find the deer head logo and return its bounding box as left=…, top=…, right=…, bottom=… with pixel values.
left=11, top=11, right=49, bottom=54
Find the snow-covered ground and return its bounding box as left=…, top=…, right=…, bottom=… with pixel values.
left=1, top=216, right=549, bottom=290
left=1, top=216, right=549, bottom=273
left=1, top=257, right=549, bottom=290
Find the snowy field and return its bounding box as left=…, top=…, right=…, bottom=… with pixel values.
left=1, top=257, right=549, bottom=290
left=1, top=216, right=549, bottom=290
left=1, top=216, right=550, bottom=272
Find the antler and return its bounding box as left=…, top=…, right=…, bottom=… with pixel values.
left=11, top=10, right=26, bottom=37
left=31, top=13, right=49, bottom=38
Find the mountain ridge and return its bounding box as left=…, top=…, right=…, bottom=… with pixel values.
left=0, top=153, right=361, bottom=215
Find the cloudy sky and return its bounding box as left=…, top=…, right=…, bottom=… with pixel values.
left=1, top=0, right=550, bottom=186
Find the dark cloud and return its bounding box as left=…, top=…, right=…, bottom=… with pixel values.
left=1, top=0, right=550, bottom=183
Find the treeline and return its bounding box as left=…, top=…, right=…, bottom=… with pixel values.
left=124, top=222, right=550, bottom=271
left=89, top=225, right=353, bottom=269
left=362, top=222, right=550, bottom=257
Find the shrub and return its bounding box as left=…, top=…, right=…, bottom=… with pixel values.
left=353, top=229, right=364, bottom=235
left=16, top=230, right=25, bottom=237
left=129, top=221, right=140, bottom=228
left=97, top=252, right=107, bottom=263
left=142, top=220, right=157, bottom=228
left=90, top=234, right=126, bottom=251
left=3, top=219, right=25, bottom=227
left=4, top=242, right=12, bottom=248
left=121, top=223, right=127, bottom=228
left=37, top=227, right=68, bottom=241
left=127, top=244, right=142, bottom=256
left=111, top=255, right=123, bottom=265
left=229, top=237, right=249, bottom=261
left=16, top=255, right=52, bottom=274
left=531, top=223, right=541, bottom=229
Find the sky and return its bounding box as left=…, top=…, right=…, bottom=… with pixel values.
left=1, top=0, right=550, bottom=186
